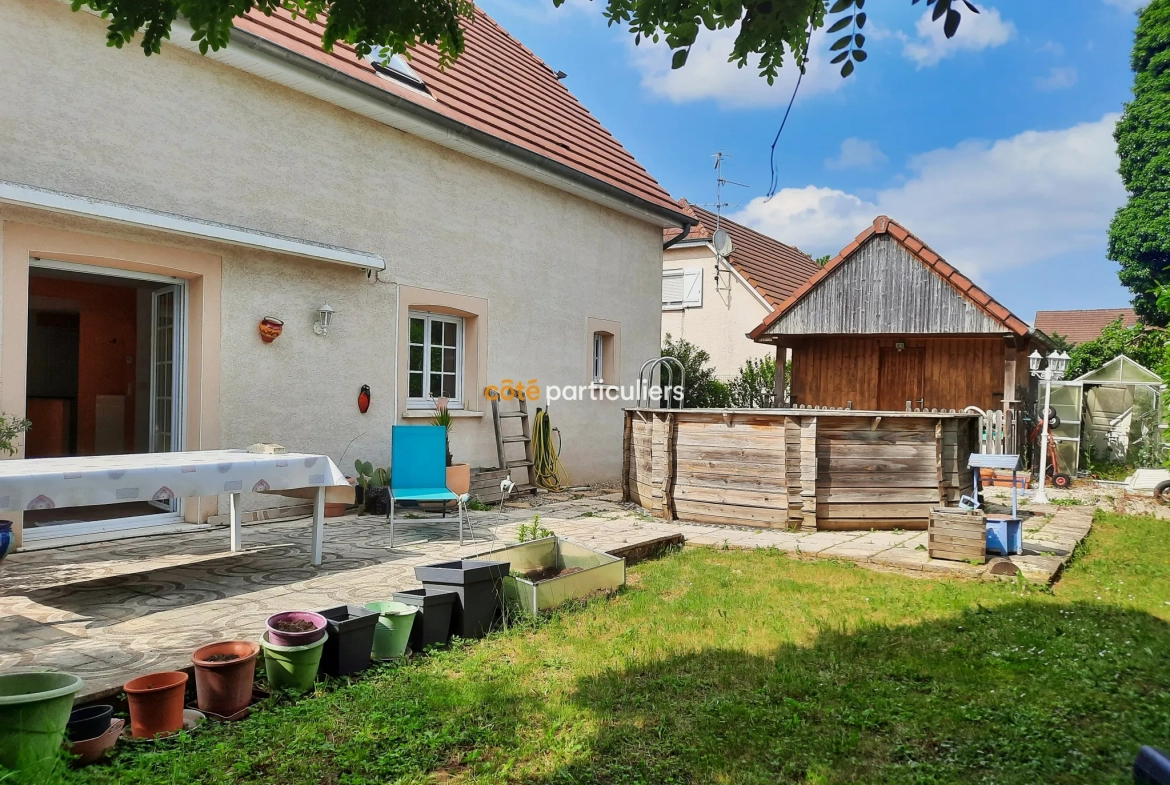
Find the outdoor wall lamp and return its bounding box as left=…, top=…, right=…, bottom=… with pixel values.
left=313, top=302, right=335, bottom=336
left=1029, top=349, right=1072, bottom=504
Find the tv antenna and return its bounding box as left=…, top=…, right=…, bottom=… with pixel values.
left=710, top=152, right=747, bottom=295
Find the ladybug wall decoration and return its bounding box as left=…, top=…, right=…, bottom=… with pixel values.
left=358, top=385, right=371, bottom=414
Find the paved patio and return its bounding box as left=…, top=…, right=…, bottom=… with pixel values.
left=0, top=493, right=1092, bottom=702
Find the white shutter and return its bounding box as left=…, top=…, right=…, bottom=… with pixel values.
left=662, top=270, right=684, bottom=307
left=682, top=267, right=703, bottom=307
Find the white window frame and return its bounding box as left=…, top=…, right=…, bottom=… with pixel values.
left=662, top=267, right=703, bottom=310
left=593, top=332, right=605, bottom=383
left=407, top=310, right=465, bottom=410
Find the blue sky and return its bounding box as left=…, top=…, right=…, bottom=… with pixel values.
left=477, top=0, right=1145, bottom=322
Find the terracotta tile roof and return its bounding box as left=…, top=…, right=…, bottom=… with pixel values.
left=233, top=7, right=682, bottom=220
left=749, top=215, right=1033, bottom=340
left=1034, top=308, right=1138, bottom=345
left=664, top=200, right=821, bottom=307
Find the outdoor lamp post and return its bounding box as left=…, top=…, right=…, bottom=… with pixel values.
left=1029, top=349, right=1071, bottom=504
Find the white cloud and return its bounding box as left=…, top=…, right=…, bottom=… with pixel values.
left=826, top=138, right=888, bottom=170
left=630, top=26, right=845, bottom=108
left=901, top=5, right=1016, bottom=68
left=1035, top=41, right=1064, bottom=57
left=1034, top=66, right=1078, bottom=91
left=731, top=114, right=1124, bottom=279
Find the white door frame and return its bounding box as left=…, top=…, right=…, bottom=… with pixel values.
left=23, top=259, right=189, bottom=542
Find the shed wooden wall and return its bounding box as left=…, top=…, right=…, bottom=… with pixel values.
left=625, top=410, right=976, bottom=531
left=760, top=235, right=1007, bottom=336
left=790, top=336, right=1007, bottom=412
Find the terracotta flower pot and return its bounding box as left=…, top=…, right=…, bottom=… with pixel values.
left=124, top=671, right=188, bottom=739
left=258, top=317, right=284, bottom=344
left=192, top=641, right=260, bottom=718
left=65, top=718, right=123, bottom=766
left=446, top=463, right=471, bottom=496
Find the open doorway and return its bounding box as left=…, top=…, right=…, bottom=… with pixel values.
left=23, top=260, right=186, bottom=539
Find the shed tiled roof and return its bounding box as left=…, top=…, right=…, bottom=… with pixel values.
left=1034, top=308, right=1138, bottom=345
left=665, top=200, right=821, bottom=307
left=233, top=7, right=682, bottom=219
left=749, top=215, right=1033, bottom=340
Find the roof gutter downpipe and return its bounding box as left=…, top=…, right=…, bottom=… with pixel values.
left=662, top=221, right=693, bottom=251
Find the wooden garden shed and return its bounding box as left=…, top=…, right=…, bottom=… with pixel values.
left=749, top=216, right=1051, bottom=424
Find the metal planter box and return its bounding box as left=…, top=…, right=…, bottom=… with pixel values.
left=478, top=536, right=625, bottom=614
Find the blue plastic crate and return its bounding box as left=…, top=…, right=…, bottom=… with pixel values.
left=985, top=517, right=1022, bottom=556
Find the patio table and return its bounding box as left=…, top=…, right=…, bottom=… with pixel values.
left=0, top=450, right=349, bottom=565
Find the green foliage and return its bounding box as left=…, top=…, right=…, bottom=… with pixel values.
left=1046, top=332, right=1074, bottom=354
left=815, top=253, right=832, bottom=267
left=729, top=355, right=777, bottom=408
left=661, top=334, right=732, bottom=408
left=1110, top=0, right=1170, bottom=325
left=71, top=0, right=973, bottom=85
left=516, top=515, right=553, bottom=542
left=465, top=497, right=492, bottom=512
left=0, top=413, right=31, bottom=456
left=1063, top=317, right=1166, bottom=380
left=430, top=408, right=454, bottom=467
left=39, top=512, right=1170, bottom=785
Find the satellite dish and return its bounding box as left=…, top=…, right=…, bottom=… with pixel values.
left=712, top=228, right=733, bottom=257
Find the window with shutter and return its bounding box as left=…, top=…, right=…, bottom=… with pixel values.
left=662, top=269, right=685, bottom=308
left=682, top=268, right=703, bottom=307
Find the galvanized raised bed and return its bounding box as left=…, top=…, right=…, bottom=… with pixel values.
left=476, top=536, right=625, bottom=614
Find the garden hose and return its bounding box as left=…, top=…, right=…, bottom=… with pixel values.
left=532, top=409, right=569, bottom=491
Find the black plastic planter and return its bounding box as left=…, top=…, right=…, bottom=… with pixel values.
left=66, top=705, right=113, bottom=742
left=415, top=560, right=510, bottom=639
left=392, top=588, right=458, bottom=651
left=316, top=605, right=379, bottom=677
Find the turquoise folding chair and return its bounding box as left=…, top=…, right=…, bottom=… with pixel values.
left=387, top=425, right=472, bottom=548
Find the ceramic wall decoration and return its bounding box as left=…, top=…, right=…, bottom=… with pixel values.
left=258, top=317, right=284, bottom=344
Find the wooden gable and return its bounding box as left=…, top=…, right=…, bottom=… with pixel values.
left=760, top=234, right=1009, bottom=336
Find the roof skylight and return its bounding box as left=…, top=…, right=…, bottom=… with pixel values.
left=367, top=49, right=429, bottom=93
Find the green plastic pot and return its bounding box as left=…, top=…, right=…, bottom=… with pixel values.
left=260, top=631, right=327, bottom=692
left=0, top=671, right=84, bottom=775
left=365, top=601, right=418, bottom=660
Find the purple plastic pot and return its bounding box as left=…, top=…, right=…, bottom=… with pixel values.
left=264, top=611, right=327, bottom=647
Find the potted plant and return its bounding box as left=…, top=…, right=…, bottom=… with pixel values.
left=433, top=398, right=470, bottom=497
left=124, top=671, right=188, bottom=739
left=414, top=559, right=510, bottom=639
left=354, top=460, right=390, bottom=515
left=364, top=602, right=418, bottom=660
left=260, top=631, right=328, bottom=692
left=191, top=640, right=260, bottom=718
left=392, top=588, right=458, bottom=651
left=0, top=670, right=83, bottom=775
left=316, top=605, right=380, bottom=677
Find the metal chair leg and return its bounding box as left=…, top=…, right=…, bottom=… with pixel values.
left=461, top=494, right=475, bottom=545
left=389, top=494, right=395, bottom=549
left=458, top=496, right=463, bottom=546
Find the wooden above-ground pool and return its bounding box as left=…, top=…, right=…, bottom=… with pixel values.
left=623, top=408, right=979, bottom=531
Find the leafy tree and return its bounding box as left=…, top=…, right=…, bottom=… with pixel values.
left=729, top=356, right=777, bottom=407
left=661, top=334, right=731, bottom=408
left=72, top=0, right=976, bottom=84
left=1064, top=317, right=1167, bottom=380
left=0, top=414, right=31, bottom=456
left=1046, top=332, right=1074, bottom=354
left=1110, top=0, right=1170, bottom=326
left=815, top=254, right=832, bottom=267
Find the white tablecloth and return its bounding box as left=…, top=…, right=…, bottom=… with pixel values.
left=0, top=450, right=347, bottom=513
left=0, top=450, right=349, bottom=565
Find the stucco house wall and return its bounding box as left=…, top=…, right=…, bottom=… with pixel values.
left=0, top=0, right=665, bottom=541
left=662, top=243, right=774, bottom=380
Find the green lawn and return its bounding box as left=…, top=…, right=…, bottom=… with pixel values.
left=30, top=512, right=1170, bottom=784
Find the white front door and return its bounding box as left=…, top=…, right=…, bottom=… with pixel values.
left=150, top=284, right=185, bottom=455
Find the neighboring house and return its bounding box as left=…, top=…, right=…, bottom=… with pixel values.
left=662, top=200, right=819, bottom=379
left=0, top=0, right=686, bottom=548
left=750, top=216, right=1051, bottom=426
left=1034, top=308, right=1139, bottom=345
